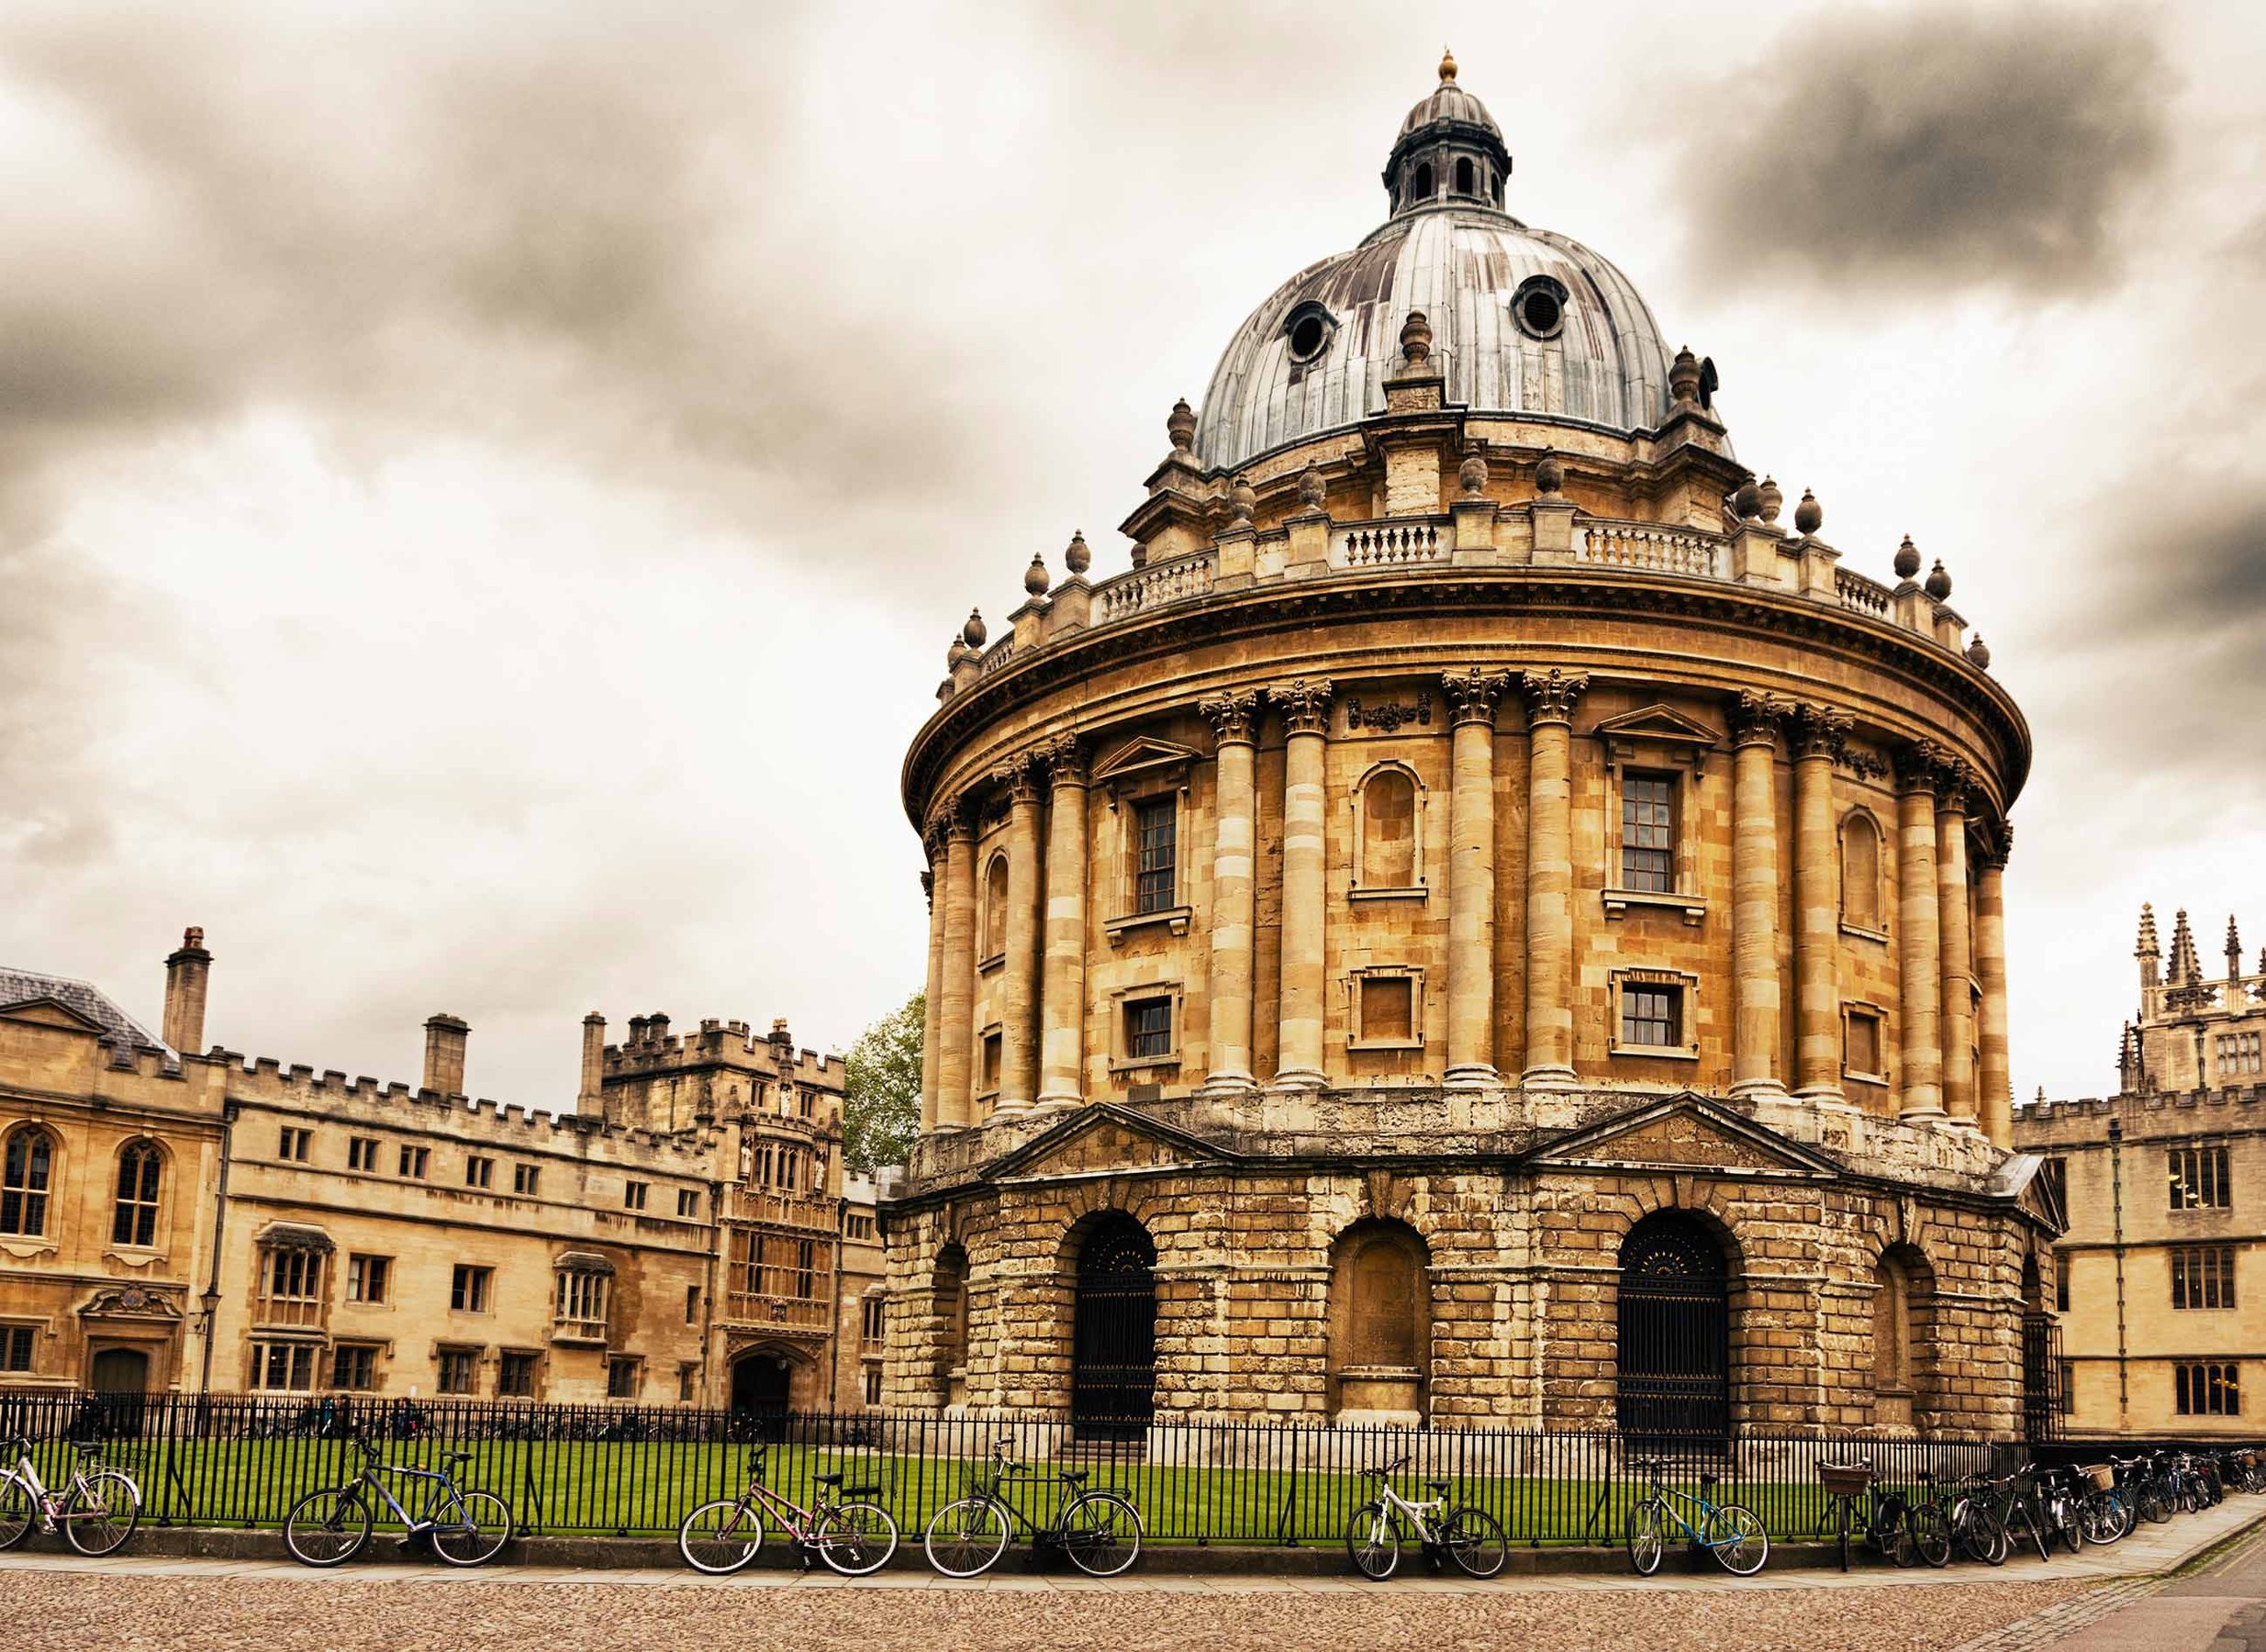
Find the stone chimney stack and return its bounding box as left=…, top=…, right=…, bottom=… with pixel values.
left=578, top=1011, right=606, bottom=1113
left=422, top=1014, right=470, bottom=1096
left=768, top=1017, right=795, bottom=1073
left=162, top=927, right=212, bottom=1055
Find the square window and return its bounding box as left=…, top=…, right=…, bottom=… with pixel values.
left=278, top=1127, right=312, bottom=1163
left=1620, top=774, right=1677, bottom=893
left=436, top=1348, right=479, bottom=1396
left=2171, top=1245, right=2236, bottom=1311
left=465, top=1155, right=495, bottom=1190
left=346, top=1254, right=391, bottom=1305
left=512, top=1163, right=540, bottom=1196
left=624, top=1180, right=649, bottom=1211
left=1124, top=997, right=1174, bottom=1061
left=1845, top=1010, right=1883, bottom=1077
left=676, top=1189, right=700, bottom=1219
left=1622, top=986, right=1681, bottom=1047
left=2175, top=1360, right=2241, bottom=1417
left=497, top=1351, right=539, bottom=1398
left=1356, top=976, right=1415, bottom=1044
left=0, top=1324, right=32, bottom=1373
left=2169, top=1142, right=2232, bottom=1211
left=398, top=1145, right=429, bottom=1179
left=607, top=1356, right=642, bottom=1401
left=252, top=1341, right=317, bottom=1392
left=1133, top=796, right=1177, bottom=914
left=331, top=1345, right=378, bottom=1391
left=450, top=1264, right=492, bottom=1313
left=347, top=1137, right=379, bottom=1173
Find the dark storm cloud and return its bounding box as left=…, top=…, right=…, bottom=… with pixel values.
left=1677, top=7, right=2170, bottom=296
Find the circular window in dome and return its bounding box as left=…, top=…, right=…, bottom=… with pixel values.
left=1512, top=274, right=1569, bottom=341
left=1282, top=302, right=1336, bottom=365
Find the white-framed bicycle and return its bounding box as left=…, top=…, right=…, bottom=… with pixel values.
left=0, top=1434, right=143, bottom=1557
left=1344, top=1454, right=1508, bottom=1580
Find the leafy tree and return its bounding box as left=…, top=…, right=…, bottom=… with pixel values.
left=843, top=992, right=923, bottom=1171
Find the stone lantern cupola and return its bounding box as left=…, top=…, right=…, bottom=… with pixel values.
left=1384, top=49, right=1512, bottom=214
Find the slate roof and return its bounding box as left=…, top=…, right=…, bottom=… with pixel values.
left=0, top=966, right=170, bottom=1055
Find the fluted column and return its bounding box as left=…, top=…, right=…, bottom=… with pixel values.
left=1273, top=679, right=1334, bottom=1088
left=1976, top=825, right=2013, bottom=1149
left=1729, top=693, right=1787, bottom=1099
left=1522, top=668, right=1589, bottom=1088
left=995, top=757, right=1044, bottom=1116
left=1443, top=668, right=1511, bottom=1086
left=1035, top=736, right=1089, bottom=1111
left=1937, top=764, right=1978, bottom=1129
left=1200, top=691, right=1263, bottom=1094
left=920, top=819, right=948, bottom=1133
left=1894, top=746, right=1945, bottom=1121
left=1789, top=704, right=1851, bottom=1100
left=936, top=802, right=977, bottom=1130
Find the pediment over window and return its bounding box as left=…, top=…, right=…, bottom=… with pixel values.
left=1591, top=704, right=1721, bottom=764
left=81, top=1284, right=184, bottom=1321
left=1090, top=735, right=1204, bottom=801
left=1529, top=1092, right=1839, bottom=1179
left=983, top=1102, right=1233, bottom=1184
left=0, top=997, right=108, bottom=1036
left=2000, top=1154, right=2067, bottom=1234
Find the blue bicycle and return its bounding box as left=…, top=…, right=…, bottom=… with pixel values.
left=283, top=1431, right=512, bottom=1568
left=1624, top=1456, right=1769, bottom=1576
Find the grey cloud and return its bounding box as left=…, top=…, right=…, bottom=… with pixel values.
left=1676, top=7, right=2170, bottom=296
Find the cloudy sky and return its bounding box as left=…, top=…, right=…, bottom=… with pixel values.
left=2, top=0, right=2260, bottom=1109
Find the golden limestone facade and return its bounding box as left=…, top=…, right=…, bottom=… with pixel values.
left=2015, top=906, right=2266, bottom=1439
left=0, top=933, right=883, bottom=1412
left=880, top=60, right=2059, bottom=1440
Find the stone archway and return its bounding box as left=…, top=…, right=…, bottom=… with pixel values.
left=1616, top=1211, right=1730, bottom=1442
left=1070, top=1212, right=1156, bottom=1441
left=728, top=1350, right=795, bottom=1440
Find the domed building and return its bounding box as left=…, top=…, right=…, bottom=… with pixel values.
left=881, top=56, right=2060, bottom=1443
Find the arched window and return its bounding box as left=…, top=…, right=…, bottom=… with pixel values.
left=1070, top=1213, right=1156, bottom=1441
left=982, top=853, right=1010, bottom=958
left=1, top=1126, right=54, bottom=1237
left=1455, top=156, right=1474, bottom=195
left=1872, top=1245, right=1936, bottom=1428
left=1352, top=764, right=1424, bottom=892
left=1327, top=1220, right=1431, bottom=1422
left=1412, top=161, right=1434, bottom=199
left=112, top=1140, right=163, bottom=1247
left=1874, top=1255, right=1912, bottom=1392
left=1841, top=812, right=1883, bottom=930
left=1616, top=1212, right=1731, bottom=1440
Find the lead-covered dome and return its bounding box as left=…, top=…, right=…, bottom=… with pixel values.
left=1193, top=57, right=1680, bottom=474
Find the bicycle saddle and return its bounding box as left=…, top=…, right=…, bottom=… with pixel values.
left=814, top=1471, right=843, bottom=1486
left=1425, top=1479, right=1450, bottom=1494
left=443, top=1450, right=473, bottom=1466
left=1061, top=1468, right=1089, bottom=1484
left=1699, top=1473, right=1720, bottom=1489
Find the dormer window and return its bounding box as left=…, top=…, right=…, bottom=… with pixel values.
left=1512, top=274, right=1568, bottom=340
left=1412, top=161, right=1434, bottom=199
left=1455, top=157, right=1474, bottom=195
left=1282, top=301, right=1335, bottom=366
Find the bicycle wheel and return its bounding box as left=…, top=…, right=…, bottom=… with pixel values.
left=1887, top=1496, right=1921, bottom=1568
left=1443, top=1506, right=1508, bottom=1579
left=1906, top=1501, right=1952, bottom=1568
left=0, top=1477, right=37, bottom=1551
left=814, top=1501, right=899, bottom=1578
left=2008, top=1498, right=2049, bottom=1563
left=1061, top=1491, right=1141, bottom=1579
left=2139, top=1482, right=2171, bottom=1524
left=1706, top=1503, right=1769, bottom=1576
left=430, top=1490, right=512, bottom=1567
left=679, top=1498, right=765, bottom=1575
left=285, top=1485, right=373, bottom=1567
left=1345, top=1501, right=1400, bottom=1580
left=923, top=1496, right=1010, bottom=1579
left=61, top=1471, right=140, bottom=1557
left=2055, top=1499, right=2084, bottom=1556
left=1625, top=1498, right=1667, bottom=1577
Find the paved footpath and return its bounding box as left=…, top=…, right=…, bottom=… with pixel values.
left=2, top=1497, right=2257, bottom=1652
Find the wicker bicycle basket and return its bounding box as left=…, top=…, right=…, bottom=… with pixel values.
left=1818, top=1461, right=1873, bottom=1498
left=2082, top=1463, right=2116, bottom=1492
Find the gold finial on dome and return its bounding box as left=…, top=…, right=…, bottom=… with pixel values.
left=1439, top=46, right=1457, bottom=83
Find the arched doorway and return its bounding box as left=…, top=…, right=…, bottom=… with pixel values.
left=1616, top=1212, right=1730, bottom=1442
left=83, top=1346, right=152, bottom=1441
left=1071, top=1213, right=1156, bottom=1440
left=729, top=1352, right=794, bottom=1441
left=89, top=1347, right=151, bottom=1392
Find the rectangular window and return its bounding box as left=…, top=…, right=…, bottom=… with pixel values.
left=1133, top=796, right=1177, bottom=914
left=398, top=1145, right=429, bottom=1179
left=512, top=1163, right=540, bottom=1196
left=2169, top=1142, right=2232, bottom=1210
left=464, top=1155, right=494, bottom=1189
left=2056, top=1262, right=2071, bottom=1314
left=1357, top=976, right=1414, bottom=1044
left=436, top=1348, right=478, bottom=1396
left=685, top=1285, right=700, bottom=1324
left=450, top=1264, right=492, bottom=1313
left=796, top=1239, right=817, bottom=1300
left=278, top=1126, right=312, bottom=1163
left=979, top=1032, right=1003, bottom=1095
left=346, top=1254, right=391, bottom=1305
left=497, top=1352, right=538, bottom=1399
left=1621, top=774, right=1677, bottom=892
left=2171, top=1245, right=2237, bottom=1311
left=2059, top=1360, right=2077, bottom=1416
left=1845, top=1010, right=1883, bottom=1077
left=554, top=1269, right=608, bottom=1326
left=0, top=1325, right=32, bottom=1373
left=2215, top=1032, right=2263, bottom=1077
left=262, top=1246, right=324, bottom=1306
left=676, top=1189, right=700, bottom=1219
left=678, top=1365, right=698, bottom=1403
left=330, top=1345, right=378, bottom=1391
left=607, top=1356, right=642, bottom=1400
left=347, top=1136, right=379, bottom=1173
left=624, top=1180, right=649, bottom=1211
left=865, top=1366, right=883, bottom=1405
left=252, top=1341, right=318, bottom=1392
left=1124, top=997, right=1174, bottom=1061
left=1622, top=986, right=1681, bottom=1048
left=2175, top=1360, right=2241, bottom=1416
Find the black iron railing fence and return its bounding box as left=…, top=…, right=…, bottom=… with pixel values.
left=0, top=1390, right=2021, bottom=1546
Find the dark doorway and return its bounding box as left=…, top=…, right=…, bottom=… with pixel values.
left=1071, top=1213, right=1156, bottom=1441
left=1616, top=1213, right=1730, bottom=1442
left=90, top=1347, right=151, bottom=1391
left=729, top=1353, right=793, bottom=1442
left=81, top=1346, right=151, bottom=1440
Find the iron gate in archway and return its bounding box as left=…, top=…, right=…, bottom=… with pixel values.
left=1616, top=1213, right=1730, bottom=1442
left=1071, top=1214, right=1156, bottom=1441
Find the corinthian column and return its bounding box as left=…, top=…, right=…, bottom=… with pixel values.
left=1199, top=690, right=1263, bottom=1094
left=1035, top=736, right=1089, bottom=1111
left=1521, top=668, right=1589, bottom=1088
left=1789, top=704, right=1851, bottom=1100
left=1728, top=693, right=1787, bottom=1100
left=995, top=757, right=1044, bottom=1116
left=1443, top=668, right=1511, bottom=1087
left=1894, top=744, right=1945, bottom=1122
left=935, top=801, right=977, bottom=1130
left=920, top=820, right=948, bottom=1132
left=1976, top=824, right=2013, bottom=1149
left=1273, top=678, right=1334, bottom=1088
left=1937, top=763, right=1978, bottom=1129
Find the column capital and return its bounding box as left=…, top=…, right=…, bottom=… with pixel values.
left=1728, top=690, right=1789, bottom=749
left=929, top=795, right=974, bottom=850
left=992, top=753, right=1046, bottom=806
left=1933, top=756, right=1976, bottom=815
left=1199, top=688, right=1265, bottom=746
left=1978, top=818, right=2013, bottom=873
left=1041, top=731, right=1088, bottom=787
left=1519, top=667, right=1590, bottom=727
left=1786, top=701, right=1853, bottom=761
left=921, top=867, right=935, bottom=907
left=1441, top=666, right=1513, bottom=727
left=1892, top=738, right=1946, bottom=795
left=1271, top=677, right=1334, bottom=736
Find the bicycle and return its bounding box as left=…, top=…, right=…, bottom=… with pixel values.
left=1814, top=1461, right=1948, bottom=1570
left=922, top=1435, right=1142, bottom=1579
left=2036, top=1466, right=2087, bottom=1555
left=0, top=1435, right=141, bottom=1557
left=1970, top=1467, right=2051, bottom=1564
left=1624, top=1456, right=1769, bottom=1576
left=1344, top=1454, right=1508, bottom=1580
left=677, top=1446, right=898, bottom=1577
left=282, top=1431, right=512, bottom=1567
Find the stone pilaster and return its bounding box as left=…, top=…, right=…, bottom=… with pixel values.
left=920, top=816, right=948, bottom=1133
left=1729, top=692, right=1787, bottom=1100
left=1273, top=678, right=1334, bottom=1088
left=1789, top=704, right=1851, bottom=1100
left=1520, top=668, right=1589, bottom=1088
left=1976, top=825, right=2013, bottom=1149
left=1200, top=690, right=1264, bottom=1094
left=1443, top=668, right=1511, bottom=1086
left=1936, top=762, right=1978, bottom=1130
left=1894, top=744, right=1945, bottom=1122
left=994, top=757, right=1045, bottom=1116
left=935, top=801, right=977, bottom=1130
left=1035, top=736, right=1089, bottom=1111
